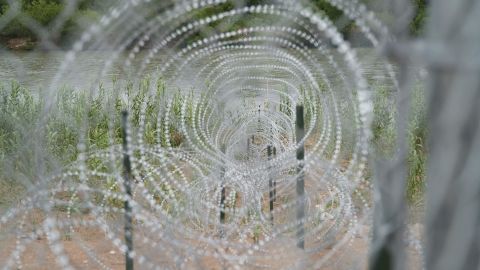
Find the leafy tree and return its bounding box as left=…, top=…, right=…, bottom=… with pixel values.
left=0, top=0, right=64, bottom=37
left=0, top=0, right=102, bottom=44
left=0, top=0, right=428, bottom=46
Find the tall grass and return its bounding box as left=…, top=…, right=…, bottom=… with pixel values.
left=406, top=85, right=427, bottom=205
left=0, top=79, right=428, bottom=206
left=0, top=79, right=187, bottom=196
left=371, top=83, right=427, bottom=205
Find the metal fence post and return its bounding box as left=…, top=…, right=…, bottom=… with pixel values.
left=219, top=144, right=226, bottom=237
left=296, top=105, right=305, bottom=249
left=268, top=145, right=274, bottom=225
left=121, top=111, right=134, bottom=270
left=273, top=146, right=277, bottom=202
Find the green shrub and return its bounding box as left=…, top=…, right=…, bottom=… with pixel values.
left=0, top=0, right=100, bottom=43
left=1, top=0, right=64, bottom=38
left=27, top=0, right=63, bottom=25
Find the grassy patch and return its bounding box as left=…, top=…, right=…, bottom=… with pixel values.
left=371, top=83, right=427, bottom=205
left=0, top=78, right=189, bottom=198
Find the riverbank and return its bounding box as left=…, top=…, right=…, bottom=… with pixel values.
left=1, top=37, right=36, bottom=50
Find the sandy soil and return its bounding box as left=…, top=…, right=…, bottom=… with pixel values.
left=0, top=212, right=424, bottom=270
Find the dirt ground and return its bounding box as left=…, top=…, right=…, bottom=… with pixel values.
left=0, top=213, right=424, bottom=269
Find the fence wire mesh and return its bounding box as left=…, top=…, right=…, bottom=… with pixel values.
left=0, top=0, right=477, bottom=269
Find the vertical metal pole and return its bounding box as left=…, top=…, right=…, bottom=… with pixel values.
left=219, top=144, right=226, bottom=236
left=273, top=146, right=277, bottom=202
left=251, top=135, right=255, bottom=158
left=247, top=137, right=250, bottom=160
left=267, top=145, right=274, bottom=225
left=296, top=105, right=305, bottom=249
left=258, top=105, right=261, bottom=134
left=121, top=111, right=134, bottom=270
left=422, top=2, right=480, bottom=270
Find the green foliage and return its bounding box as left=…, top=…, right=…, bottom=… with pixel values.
left=310, top=0, right=428, bottom=36
left=311, top=0, right=344, bottom=21
left=406, top=85, right=427, bottom=204
left=1, top=0, right=64, bottom=37
left=371, top=85, right=396, bottom=157
left=279, top=87, right=292, bottom=117
left=0, top=81, right=42, bottom=156
left=0, top=0, right=429, bottom=47
left=410, top=0, right=427, bottom=35
left=0, top=78, right=189, bottom=186
left=26, top=0, right=63, bottom=25
left=0, top=0, right=100, bottom=42
left=371, top=84, right=428, bottom=205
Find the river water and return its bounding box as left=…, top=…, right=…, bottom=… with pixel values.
left=0, top=49, right=398, bottom=93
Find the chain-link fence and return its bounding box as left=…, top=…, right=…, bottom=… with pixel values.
left=0, top=0, right=477, bottom=269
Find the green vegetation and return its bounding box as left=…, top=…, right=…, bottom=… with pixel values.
left=0, top=0, right=428, bottom=49
left=0, top=82, right=428, bottom=216
left=310, top=0, right=428, bottom=37
left=0, top=79, right=188, bottom=187
left=410, top=0, right=428, bottom=35
left=371, top=83, right=427, bottom=205
left=1, top=0, right=64, bottom=37
left=0, top=79, right=428, bottom=208
left=0, top=0, right=102, bottom=47
left=406, top=85, right=427, bottom=204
